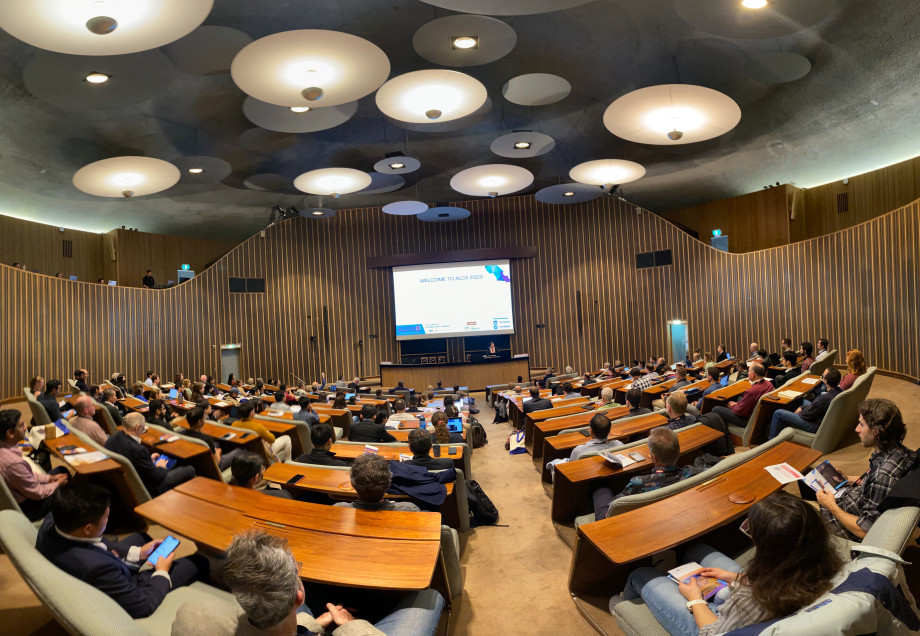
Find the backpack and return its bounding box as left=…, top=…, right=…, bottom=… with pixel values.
left=467, top=479, right=499, bottom=526
left=469, top=421, right=488, bottom=448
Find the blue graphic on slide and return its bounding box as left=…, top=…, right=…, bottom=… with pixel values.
left=484, top=264, right=510, bottom=282
left=396, top=324, right=426, bottom=336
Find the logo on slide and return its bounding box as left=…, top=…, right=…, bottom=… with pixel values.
left=484, top=264, right=510, bottom=282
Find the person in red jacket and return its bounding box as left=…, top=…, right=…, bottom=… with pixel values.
left=711, top=363, right=774, bottom=430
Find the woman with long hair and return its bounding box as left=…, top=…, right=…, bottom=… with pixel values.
left=623, top=491, right=843, bottom=636
left=429, top=411, right=451, bottom=445
left=840, top=349, right=867, bottom=391
left=29, top=376, right=44, bottom=398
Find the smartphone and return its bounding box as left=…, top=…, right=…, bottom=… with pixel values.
left=146, top=535, right=180, bottom=565
left=448, top=446, right=458, bottom=455
left=286, top=474, right=304, bottom=485
left=628, top=452, right=645, bottom=462
left=433, top=444, right=441, bottom=457
left=220, top=432, right=236, bottom=440
left=579, top=429, right=592, bottom=437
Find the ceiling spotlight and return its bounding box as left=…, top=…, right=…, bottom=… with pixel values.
left=187, top=167, right=204, bottom=174
left=667, top=129, right=684, bottom=141
left=488, top=191, right=498, bottom=198
left=451, top=36, right=479, bottom=50
left=513, top=141, right=532, bottom=149
left=563, top=191, right=575, bottom=197
left=311, top=210, right=324, bottom=216
left=741, top=0, right=768, bottom=8
left=85, top=72, right=110, bottom=84
left=290, top=106, right=311, bottom=113
left=85, top=16, right=118, bottom=35
left=389, top=162, right=405, bottom=170
left=425, top=109, right=442, bottom=120
left=302, top=86, right=324, bottom=101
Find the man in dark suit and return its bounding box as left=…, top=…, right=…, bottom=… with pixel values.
left=773, top=350, right=802, bottom=388
left=38, top=379, right=64, bottom=421
left=715, top=344, right=729, bottom=363
left=36, top=481, right=208, bottom=618
left=295, top=423, right=349, bottom=466
left=405, top=428, right=454, bottom=471
left=99, top=388, right=124, bottom=428
left=105, top=413, right=195, bottom=496
left=522, top=387, right=553, bottom=414
left=74, top=368, right=90, bottom=393
left=349, top=404, right=397, bottom=443
left=614, top=389, right=652, bottom=420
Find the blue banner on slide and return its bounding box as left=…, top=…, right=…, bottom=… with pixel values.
left=396, top=324, right=426, bottom=336
left=484, top=264, right=510, bottom=282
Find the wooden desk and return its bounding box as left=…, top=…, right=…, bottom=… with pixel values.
left=524, top=399, right=592, bottom=450
left=329, top=443, right=465, bottom=473
left=745, top=374, right=820, bottom=446
left=252, top=416, right=304, bottom=457
left=171, top=417, right=267, bottom=463
left=506, top=390, right=552, bottom=430
left=531, top=406, right=628, bottom=465
left=540, top=411, right=667, bottom=482
left=699, top=380, right=751, bottom=414
left=132, top=427, right=221, bottom=481
left=389, top=428, right=467, bottom=443
left=264, top=463, right=460, bottom=529
left=118, top=397, right=148, bottom=413
left=551, top=426, right=723, bottom=544
left=568, top=442, right=821, bottom=617
left=135, top=478, right=442, bottom=591
left=633, top=378, right=677, bottom=409
left=255, top=409, right=295, bottom=420
left=580, top=377, right=631, bottom=398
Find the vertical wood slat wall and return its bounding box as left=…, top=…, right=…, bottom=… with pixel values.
left=1, top=195, right=917, bottom=397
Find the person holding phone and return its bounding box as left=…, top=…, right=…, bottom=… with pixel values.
left=106, top=413, right=195, bottom=495
left=621, top=492, right=843, bottom=636
left=36, top=482, right=209, bottom=618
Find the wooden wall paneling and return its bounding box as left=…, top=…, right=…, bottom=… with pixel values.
left=0, top=216, right=105, bottom=282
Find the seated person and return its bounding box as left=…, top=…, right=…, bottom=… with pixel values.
left=799, top=341, right=815, bottom=371
left=269, top=391, right=291, bottom=412
left=294, top=423, right=348, bottom=466
left=561, top=381, right=581, bottom=399
left=333, top=453, right=420, bottom=512
left=38, top=379, right=65, bottom=422
left=695, top=367, right=723, bottom=409
left=592, top=427, right=701, bottom=521
left=386, top=399, right=418, bottom=428
left=145, top=398, right=171, bottom=429
left=37, top=482, right=208, bottom=619
left=622, top=492, right=842, bottom=636
left=521, top=386, right=552, bottom=414
left=180, top=406, right=238, bottom=471
left=292, top=396, right=319, bottom=426
left=772, top=350, right=802, bottom=388
left=172, top=530, right=444, bottom=636
left=767, top=368, right=842, bottom=439
left=568, top=413, right=624, bottom=463
left=711, top=363, right=774, bottom=430
left=814, top=398, right=918, bottom=539
left=232, top=401, right=293, bottom=463
left=405, top=428, right=454, bottom=471
left=229, top=451, right=292, bottom=499
left=663, top=391, right=697, bottom=431
left=814, top=337, right=830, bottom=361
left=613, top=389, right=651, bottom=420
left=99, top=388, right=125, bottom=428
left=840, top=348, right=867, bottom=390
left=430, top=412, right=462, bottom=445
left=69, top=395, right=109, bottom=445
left=0, top=409, right=68, bottom=520
left=406, top=395, right=422, bottom=413
left=73, top=368, right=90, bottom=393
left=596, top=387, right=618, bottom=410
left=106, top=413, right=195, bottom=495
left=349, top=404, right=397, bottom=443
left=632, top=364, right=661, bottom=391
left=652, top=367, right=691, bottom=410
left=130, top=381, right=148, bottom=402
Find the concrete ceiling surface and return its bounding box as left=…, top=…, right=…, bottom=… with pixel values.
left=0, top=0, right=916, bottom=239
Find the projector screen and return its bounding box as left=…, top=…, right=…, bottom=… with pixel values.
left=393, top=260, right=514, bottom=340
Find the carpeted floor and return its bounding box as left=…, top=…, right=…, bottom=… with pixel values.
left=4, top=375, right=920, bottom=635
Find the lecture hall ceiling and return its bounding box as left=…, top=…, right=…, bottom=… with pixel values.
left=0, top=0, right=917, bottom=239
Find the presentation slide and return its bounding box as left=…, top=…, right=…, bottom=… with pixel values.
left=393, top=260, right=514, bottom=341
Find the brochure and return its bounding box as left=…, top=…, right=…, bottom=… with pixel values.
left=764, top=463, right=804, bottom=484
left=667, top=562, right=727, bottom=600
left=804, top=460, right=848, bottom=492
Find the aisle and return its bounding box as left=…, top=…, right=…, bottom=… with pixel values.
left=452, top=395, right=604, bottom=635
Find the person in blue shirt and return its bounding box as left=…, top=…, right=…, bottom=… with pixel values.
left=696, top=367, right=723, bottom=409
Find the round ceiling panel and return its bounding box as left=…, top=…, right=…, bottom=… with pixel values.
left=383, top=200, right=429, bottom=215
left=535, top=182, right=603, bottom=204
left=490, top=131, right=555, bottom=158
left=569, top=159, right=645, bottom=186
left=73, top=156, right=180, bottom=198
left=418, top=206, right=471, bottom=222
left=746, top=52, right=812, bottom=83
left=172, top=156, right=232, bottom=182
left=242, top=97, right=358, bottom=134
left=417, top=0, right=596, bottom=16
left=162, top=25, right=252, bottom=76
left=376, top=69, right=487, bottom=124
left=413, top=14, right=516, bottom=67
left=450, top=164, right=534, bottom=197
left=374, top=156, right=421, bottom=174
left=357, top=172, right=405, bottom=194
left=501, top=73, right=571, bottom=106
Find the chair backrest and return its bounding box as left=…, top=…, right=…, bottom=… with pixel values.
left=809, top=367, right=876, bottom=454
left=0, top=474, right=24, bottom=515
left=335, top=440, right=472, bottom=480
left=808, top=349, right=838, bottom=376
left=251, top=414, right=313, bottom=457
left=605, top=427, right=795, bottom=519
left=0, top=509, right=146, bottom=635
left=95, top=403, right=119, bottom=436
left=739, top=374, right=801, bottom=446
left=69, top=428, right=151, bottom=504
left=23, top=388, right=52, bottom=427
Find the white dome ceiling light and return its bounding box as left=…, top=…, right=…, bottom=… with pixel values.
left=293, top=168, right=372, bottom=198
left=376, top=69, right=487, bottom=124
left=231, top=30, right=390, bottom=108
left=0, top=0, right=213, bottom=56
left=450, top=164, right=534, bottom=198
left=73, top=156, right=180, bottom=198
left=569, top=159, right=646, bottom=190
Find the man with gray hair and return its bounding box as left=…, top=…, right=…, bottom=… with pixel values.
left=334, top=454, right=419, bottom=512
left=596, top=387, right=617, bottom=410
left=69, top=395, right=109, bottom=445
left=171, top=530, right=444, bottom=635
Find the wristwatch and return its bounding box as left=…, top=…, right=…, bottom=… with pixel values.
left=686, top=599, right=708, bottom=612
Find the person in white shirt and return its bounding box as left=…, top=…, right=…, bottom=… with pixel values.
left=386, top=398, right=420, bottom=429
left=815, top=338, right=830, bottom=361
left=268, top=391, right=291, bottom=412
left=69, top=396, right=109, bottom=445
